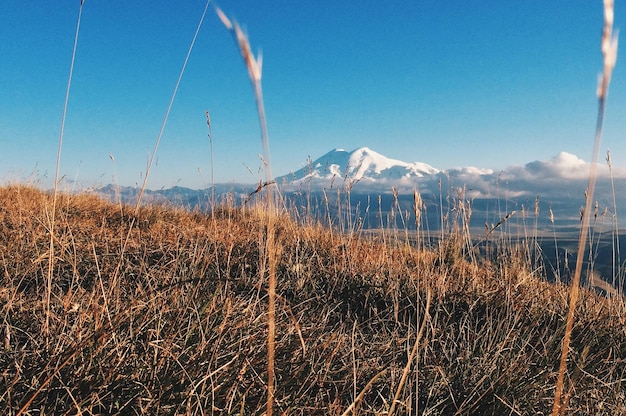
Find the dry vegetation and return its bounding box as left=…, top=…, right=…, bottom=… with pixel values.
left=1, top=185, right=626, bottom=415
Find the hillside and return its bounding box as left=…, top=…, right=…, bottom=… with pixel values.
left=1, top=186, right=626, bottom=415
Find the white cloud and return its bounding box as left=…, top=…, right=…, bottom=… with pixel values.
left=523, top=152, right=590, bottom=180
left=505, top=151, right=626, bottom=181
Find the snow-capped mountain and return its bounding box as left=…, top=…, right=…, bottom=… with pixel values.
left=94, top=146, right=626, bottom=230
left=273, top=147, right=626, bottom=202
left=277, top=147, right=439, bottom=188
left=94, top=147, right=626, bottom=207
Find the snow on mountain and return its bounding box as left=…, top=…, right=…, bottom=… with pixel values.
left=277, top=147, right=439, bottom=189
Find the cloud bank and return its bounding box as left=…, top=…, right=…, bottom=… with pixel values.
left=277, top=148, right=626, bottom=208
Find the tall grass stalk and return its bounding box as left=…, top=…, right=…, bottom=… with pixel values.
left=606, top=150, right=621, bottom=293
left=216, top=8, right=277, bottom=415
left=438, top=177, right=445, bottom=242
left=108, top=0, right=212, bottom=306
left=413, top=189, right=423, bottom=250
left=533, top=196, right=540, bottom=271
left=46, top=0, right=84, bottom=339
left=388, top=287, right=431, bottom=416
left=552, top=1, right=618, bottom=413
left=549, top=206, right=561, bottom=282
left=134, top=0, right=211, bottom=213
left=216, top=8, right=273, bottom=186
left=108, top=152, right=124, bottom=216
left=205, top=111, right=215, bottom=212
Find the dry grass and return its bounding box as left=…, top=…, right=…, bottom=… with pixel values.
left=217, top=7, right=278, bottom=413
left=2, top=185, right=626, bottom=415
left=552, top=1, right=619, bottom=412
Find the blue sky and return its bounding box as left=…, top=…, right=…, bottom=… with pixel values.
left=0, top=1, right=624, bottom=189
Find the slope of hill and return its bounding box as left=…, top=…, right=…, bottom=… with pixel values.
left=1, top=185, right=626, bottom=414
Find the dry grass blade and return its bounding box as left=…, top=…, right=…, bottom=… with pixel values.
left=216, top=6, right=272, bottom=183
left=262, top=210, right=280, bottom=416
left=108, top=0, right=212, bottom=305
left=340, top=369, right=387, bottom=416
left=484, top=210, right=517, bottom=239
left=552, top=1, right=618, bottom=414
left=388, top=287, right=432, bottom=416
left=216, top=8, right=278, bottom=415
left=46, top=0, right=84, bottom=340
left=133, top=0, right=212, bottom=213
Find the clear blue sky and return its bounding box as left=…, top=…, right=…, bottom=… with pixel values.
left=0, top=1, right=624, bottom=189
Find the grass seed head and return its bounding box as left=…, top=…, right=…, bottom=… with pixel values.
left=599, top=0, right=619, bottom=99
left=216, top=7, right=263, bottom=82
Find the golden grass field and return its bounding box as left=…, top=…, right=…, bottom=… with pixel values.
left=1, top=185, right=626, bottom=414
left=2, top=1, right=623, bottom=414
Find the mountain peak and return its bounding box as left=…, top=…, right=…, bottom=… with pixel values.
left=277, top=147, right=439, bottom=189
